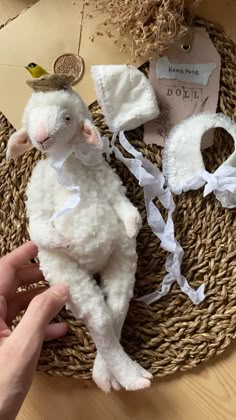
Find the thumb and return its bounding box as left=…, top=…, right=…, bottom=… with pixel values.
left=12, top=284, right=69, bottom=346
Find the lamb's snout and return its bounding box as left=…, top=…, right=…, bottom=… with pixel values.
left=35, top=135, right=50, bottom=144
left=34, top=129, right=50, bottom=144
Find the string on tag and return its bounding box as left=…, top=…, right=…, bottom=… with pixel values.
left=53, top=0, right=86, bottom=84
left=181, top=0, right=203, bottom=52
left=0, top=63, right=52, bottom=73
left=0, top=63, right=24, bottom=68
left=77, top=0, right=85, bottom=57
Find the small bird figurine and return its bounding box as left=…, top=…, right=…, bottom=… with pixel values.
left=25, top=62, right=49, bottom=78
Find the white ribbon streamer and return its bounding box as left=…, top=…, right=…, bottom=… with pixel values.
left=109, top=131, right=206, bottom=305
left=49, top=151, right=81, bottom=223
left=49, top=143, right=103, bottom=223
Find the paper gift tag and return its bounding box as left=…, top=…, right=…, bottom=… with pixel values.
left=144, top=28, right=221, bottom=148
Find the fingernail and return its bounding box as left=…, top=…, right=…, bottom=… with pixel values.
left=51, top=284, right=69, bottom=300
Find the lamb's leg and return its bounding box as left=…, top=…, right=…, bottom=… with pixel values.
left=38, top=250, right=152, bottom=392
left=93, top=239, right=152, bottom=391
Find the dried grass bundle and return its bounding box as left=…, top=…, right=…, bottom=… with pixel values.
left=93, top=0, right=188, bottom=58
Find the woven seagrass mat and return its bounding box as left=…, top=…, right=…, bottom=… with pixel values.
left=0, top=17, right=236, bottom=380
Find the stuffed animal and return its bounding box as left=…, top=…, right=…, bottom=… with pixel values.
left=6, top=75, right=152, bottom=392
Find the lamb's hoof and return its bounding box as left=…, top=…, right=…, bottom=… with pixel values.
left=92, top=373, right=111, bottom=393
left=47, top=228, right=70, bottom=250
left=92, top=358, right=121, bottom=393
left=111, top=378, right=121, bottom=391
left=93, top=354, right=152, bottom=392
left=125, top=214, right=141, bottom=239
left=124, top=370, right=152, bottom=391
left=126, top=376, right=151, bottom=391
left=113, top=362, right=153, bottom=391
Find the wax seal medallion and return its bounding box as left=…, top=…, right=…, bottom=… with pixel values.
left=53, top=53, right=84, bottom=85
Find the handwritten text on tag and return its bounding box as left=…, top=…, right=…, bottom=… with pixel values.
left=157, top=56, right=216, bottom=86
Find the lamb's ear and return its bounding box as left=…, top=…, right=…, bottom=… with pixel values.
left=80, top=119, right=103, bottom=149
left=6, top=128, right=32, bottom=159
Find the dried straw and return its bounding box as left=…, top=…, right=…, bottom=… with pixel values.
left=92, top=0, right=188, bottom=58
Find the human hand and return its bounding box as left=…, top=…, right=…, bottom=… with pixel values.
left=0, top=242, right=69, bottom=420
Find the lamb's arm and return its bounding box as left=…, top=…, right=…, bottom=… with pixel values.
left=98, top=161, right=142, bottom=238
left=26, top=161, right=69, bottom=249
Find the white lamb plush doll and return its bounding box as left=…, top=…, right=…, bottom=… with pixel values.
left=6, top=75, right=152, bottom=392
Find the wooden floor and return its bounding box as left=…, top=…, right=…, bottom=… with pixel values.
left=0, top=1, right=236, bottom=419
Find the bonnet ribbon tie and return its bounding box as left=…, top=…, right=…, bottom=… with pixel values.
left=108, top=130, right=205, bottom=305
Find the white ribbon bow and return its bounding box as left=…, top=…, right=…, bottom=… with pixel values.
left=183, top=165, right=236, bottom=209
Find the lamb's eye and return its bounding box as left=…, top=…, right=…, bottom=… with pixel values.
left=65, top=115, right=71, bottom=121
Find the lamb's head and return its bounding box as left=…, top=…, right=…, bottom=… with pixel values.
left=7, top=76, right=102, bottom=159
left=24, top=89, right=90, bottom=153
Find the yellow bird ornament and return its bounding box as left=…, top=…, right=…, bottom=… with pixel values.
left=25, top=62, right=49, bottom=78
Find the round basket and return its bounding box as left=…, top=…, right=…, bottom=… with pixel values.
left=0, top=18, right=235, bottom=380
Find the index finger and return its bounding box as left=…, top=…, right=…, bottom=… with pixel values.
left=0, top=242, right=38, bottom=271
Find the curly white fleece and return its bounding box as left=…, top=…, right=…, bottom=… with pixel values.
left=15, top=88, right=153, bottom=392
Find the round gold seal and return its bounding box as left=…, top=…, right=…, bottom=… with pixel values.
left=53, top=53, right=84, bottom=85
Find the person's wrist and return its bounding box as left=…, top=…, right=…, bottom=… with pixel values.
left=0, top=393, right=16, bottom=420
